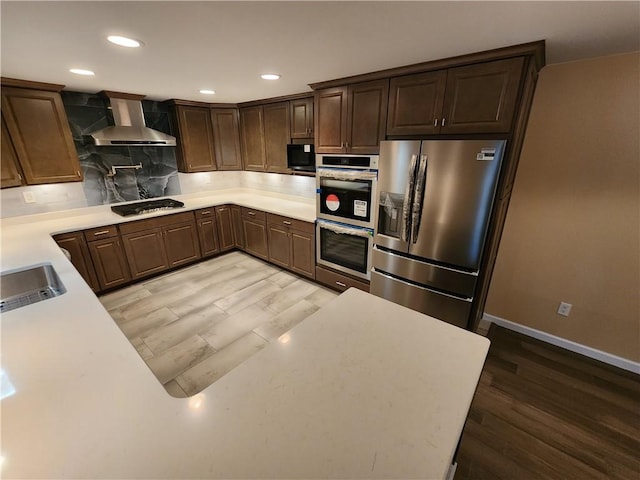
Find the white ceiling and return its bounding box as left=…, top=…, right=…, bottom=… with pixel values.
left=1, top=1, right=639, bottom=103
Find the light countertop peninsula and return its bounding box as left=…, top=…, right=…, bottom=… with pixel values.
left=1, top=188, right=489, bottom=479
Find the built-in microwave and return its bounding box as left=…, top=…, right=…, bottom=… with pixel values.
left=287, top=144, right=315, bottom=172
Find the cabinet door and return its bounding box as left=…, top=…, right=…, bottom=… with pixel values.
left=211, top=108, right=242, bottom=170
left=121, top=228, right=170, bottom=280
left=263, top=102, right=291, bottom=174
left=1, top=115, right=24, bottom=188
left=174, top=105, right=216, bottom=172
left=197, top=218, right=220, bottom=257
left=441, top=57, right=525, bottom=134
left=347, top=79, right=389, bottom=155
left=215, top=205, right=235, bottom=251
left=53, top=232, right=100, bottom=291
left=387, top=71, right=447, bottom=136
left=290, top=97, right=314, bottom=138
left=163, top=221, right=201, bottom=267
left=290, top=230, right=315, bottom=279
left=239, top=106, right=267, bottom=171
left=314, top=86, right=348, bottom=154
left=88, top=237, right=131, bottom=290
left=1, top=87, right=81, bottom=184
left=231, top=205, right=245, bottom=249
left=267, top=224, right=291, bottom=269
left=243, top=218, right=269, bottom=261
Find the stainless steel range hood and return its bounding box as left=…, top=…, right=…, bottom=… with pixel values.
left=90, top=92, right=176, bottom=146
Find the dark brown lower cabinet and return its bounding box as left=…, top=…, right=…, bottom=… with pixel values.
left=267, top=213, right=315, bottom=279
left=197, top=217, right=220, bottom=257
left=231, top=205, right=245, bottom=249
left=164, top=221, right=201, bottom=267
left=243, top=208, right=268, bottom=261
left=315, top=265, right=369, bottom=293
left=215, top=205, right=235, bottom=252
left=119, top=211, right=201, bottom=281
left=87, top=236, right=131, bottom=290
left=121, top=228, right=170, bottom=280
left=53, top=231, right=99, bottom=291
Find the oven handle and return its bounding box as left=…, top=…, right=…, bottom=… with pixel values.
left=318, top=222, right=373, bottom=238
left=317, top=168, right=378, bottom=181
left=401, top=154, right=418, bottom=242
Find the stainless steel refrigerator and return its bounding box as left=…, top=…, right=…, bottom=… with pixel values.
left=370, top=139, right=506, bottom=328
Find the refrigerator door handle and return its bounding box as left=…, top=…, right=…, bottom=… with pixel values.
left=401, top=154, right=418, bottom=242
left=411, top=154, right=428, bottom=243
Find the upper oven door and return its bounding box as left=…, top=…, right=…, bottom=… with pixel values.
left=316, top=168, right=378, bottom=229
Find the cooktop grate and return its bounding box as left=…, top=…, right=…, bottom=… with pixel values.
left=111, top=198, right=185, bottom=217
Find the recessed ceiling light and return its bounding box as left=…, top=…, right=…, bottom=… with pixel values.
left=69, top=68, right=95, bottom=76
left=199, top=89, right=216, bottom=95
left=107, top=35, right=143, bottom=48
left=261, top=73, right=281, bottom=80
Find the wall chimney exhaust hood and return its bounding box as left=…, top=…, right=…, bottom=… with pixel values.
left=90, top=91, right=176, bottom=146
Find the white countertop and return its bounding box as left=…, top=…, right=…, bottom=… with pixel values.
left=0, top=189, right=489, bottom=479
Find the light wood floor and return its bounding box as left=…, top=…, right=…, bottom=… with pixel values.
left=455, top=324, right=640, bottom=479
left=99, top=251, right=338, bottom=397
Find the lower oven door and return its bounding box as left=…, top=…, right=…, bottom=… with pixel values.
left=316, top=220, right=373, bottom=280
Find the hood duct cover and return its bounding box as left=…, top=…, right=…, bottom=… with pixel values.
left=90, top=94, right=176, bottom=146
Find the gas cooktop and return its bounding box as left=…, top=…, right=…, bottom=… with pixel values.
left=111, top=198, right=185, bottom=217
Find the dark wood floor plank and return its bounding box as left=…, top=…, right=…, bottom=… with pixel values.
left=455, top=325, right=640, bottom=480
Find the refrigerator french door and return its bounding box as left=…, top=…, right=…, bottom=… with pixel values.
left=370, top=139, right=505, bottom=328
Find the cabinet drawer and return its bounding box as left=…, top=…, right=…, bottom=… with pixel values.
left=242, top=207, right=266, bottom=222
left=195, top=207, right=216, bottom=218
left=315, top=265, right=369, bottom=293
left=266, top=213, right=314, bottom=233
left=118, top=211, right=196, bottom=234
left=84, top=225, right=119, bottom=241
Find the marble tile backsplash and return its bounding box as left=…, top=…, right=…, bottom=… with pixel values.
left=63, top=91, right=181, bottom=206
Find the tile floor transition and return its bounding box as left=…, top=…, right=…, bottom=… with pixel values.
left=99, top=251, right=338, bottom=397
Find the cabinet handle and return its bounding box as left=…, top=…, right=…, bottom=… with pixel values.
left=345, top=142, right=349, bottom=150
left=283, top=221, right=292, bottom=225
left=335, top=281, right=347, bottom=288
left=248, top=211, right=256, bottom=216
left=76, top=170, right=81, bottom=177
left=442, top=118, right=446, bottom=127
left=93, top=230, right=111, bottom=236
left=200, top=210, right=211, bottom=215
left=434, top=119, right=438, bottom=127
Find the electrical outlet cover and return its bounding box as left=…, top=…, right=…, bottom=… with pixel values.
left=557, top=302, right=572, bottom=317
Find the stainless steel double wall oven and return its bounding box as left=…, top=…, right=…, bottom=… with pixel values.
left=315, top=154, right=378, bottom=280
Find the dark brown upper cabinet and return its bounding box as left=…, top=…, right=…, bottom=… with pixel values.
left=171, top=103, right=243, bottom=173
left=263, top=102, right=291, bottom=174
left=1, top=85, right=81, bottom=186
left=239, top=106, right=267, bottom=171
left=172, top=105, right=217, bottom=172
left=440, top=57, right=524, bottom=134
left=210, top=108, right=243, bottom=170
left=387, top=57, right=525, bottom=136
left=290, top=97, right=314, bottom=138
left=1, top=115, right=24, bottom=188
left=240, top=102, right=290, bottom=173
left=387, top=71, right=447, bottom=136
left=315, top=79, right=389, bottom=154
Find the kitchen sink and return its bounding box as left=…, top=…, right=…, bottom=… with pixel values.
left=0, top=263, right=66, bottom=314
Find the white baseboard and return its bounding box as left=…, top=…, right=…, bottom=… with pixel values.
left=483, top=313, right=640, bottom=375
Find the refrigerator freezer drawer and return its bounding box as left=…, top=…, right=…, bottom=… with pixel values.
left=370, top=269, right=472, bottom=328
left=372, top=246, right=477, bottom=297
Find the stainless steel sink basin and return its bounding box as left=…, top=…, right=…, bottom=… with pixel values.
left=0, top=263, right=66, bottom=313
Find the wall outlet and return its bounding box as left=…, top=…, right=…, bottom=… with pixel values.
left=557, top=302, right=572, bottom=317
left=22, top=191, right=36, bottom=204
